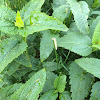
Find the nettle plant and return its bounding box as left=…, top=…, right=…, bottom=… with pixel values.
left=0, top=0, right=100, bottom=100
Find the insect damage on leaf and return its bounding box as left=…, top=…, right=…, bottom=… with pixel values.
left=15, top=11, right=24, bottom=28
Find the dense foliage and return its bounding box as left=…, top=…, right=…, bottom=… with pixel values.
left=0, top=0, right=100, bottom=100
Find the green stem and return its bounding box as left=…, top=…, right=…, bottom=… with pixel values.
left=63, top=50, right=71, bottom=65
left=66, top=11, right=72, bottom=26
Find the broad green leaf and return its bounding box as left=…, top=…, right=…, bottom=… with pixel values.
left=20, top=0, right=45, bottom=20
left=0, top=6, right=17, bottom=35
left=0, top=38, right=27, bottom=73
left=92, top=19, right=100, bottom=47
left=18, top=11, right=68, bottom=37
left=0, top=83, right=22, bottom=100
left=39, top=90, right=58, bottom=100
left=59, top=91, right=71, bottom=100
left=52, top=5, right=69, bottom=22
left=90, top=81, right=100, bottom=100
left=15, top=53, right=32, bottom=67
left=0, top=0, right=4, bottom=6
left=52, top=0, right=66, bottom=10
left=67, top=0, right=90, bottom=34
left=91, top=11, right=100, bottom=15
left=43, top=62, right=62, bottom=72
left=69, top=62, right=93, bottom=100
left=10, top=69, right=46, bottom=100
left=40, top=30, right=58, bottom=61
left=15, top=11, right=24, bottom=28
left=75, top=58, right=100, bottom=78
left=43, top=72, right=57, bottom=93
left=57, top=32, right=92, bottom=56
left=3, top=61, right=20, bottom=76
left=89, top=16, right=100, bottom=39
left=54, top=75, right=66, bottom=93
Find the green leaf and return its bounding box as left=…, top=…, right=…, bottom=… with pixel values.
left=67, top=0, right=90, bottom=34
left=90, top=81, right=100, bottom=100
left=59, top=91, right=71, bottom=100
left=0, top=6, right=17, bottom=35
left=4, top=61, right=20, bottom=76
left=69, top=62, right=93, bottom=100
left=43, top=72, right=57, bottom=93
left=43, top=62, right=62, bottom=72
left=10, top=69, right=46, bottom=100
left=0, top=83, right=22, bottom=100
left=39, top=90, right=58, bottom=100
left=52, top=5, right=69, bottom=22
left=57, top=32, right=92, bottom=56
left=92, top=19, right=100, bottom=47
left=0, top=38, right=27, bottom=73
left=20, top=0, right=45, bottom=20
left=52, top=0, right=66, bottom=10
left=89, top=16, right=100, bottom=39
left=40, top=30, right=59, bottom=61
left=15, top=11, right=24, bottom=28
left=75, top=58, right=100, bottom=78
left=54, top=75, right=66, bottom=93
left=19, top=11, right=68, bottom=37
left=15, top=53, right=32, bottom=67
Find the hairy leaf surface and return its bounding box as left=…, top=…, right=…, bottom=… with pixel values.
left=75, top=58, right=100, bottom=78
left=69, top=62, right=93, bottom=100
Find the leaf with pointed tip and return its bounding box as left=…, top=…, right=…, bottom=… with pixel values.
left=54, top=75, right=66, bottom=93
left=57, top=32, right=92, bottom=56
left=20, top=0, right=45, bottom=20
left=0, top=6, right=17, bottom=35
left=10, top=69, right=46, bottom=100
left=39, top=90, right=58, bottom=100
left=90, top=81, right=100, bottom=100
left=18, top=11, right=68, bottom=37
left=0, top=38, right=27, bottom=73
left=75, top=58, right=100, bottom=78
left=43, top=72, right=57, bottom=93
left=69, top=62, right=93, bottom=100
left=67, top=0, right=90, bottom=34
left=40, top=30, right=59, bottom=61
left=0, top=83, right=22, bottom=100
left=92, top=19, right=100, bottom=50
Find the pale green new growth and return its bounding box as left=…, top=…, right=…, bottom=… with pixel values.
left=54, top=75, right=66, bottom=93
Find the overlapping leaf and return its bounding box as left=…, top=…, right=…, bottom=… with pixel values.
left=67, top=0, right=90, bottom=34
left=0, top=38, right=27, bottom=73
left=10, top=69, right=46, bottom=100
left=90, top=81, right=100, bottom=100
left=75, top=58, right=100, bottom=78
left=0, top=83, right=22, bottom=100
left=57, top=32, right=92, bottom=56
left=69, top=62, right=93, bottom=100
left=39, top=90, right=58, bottom=100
